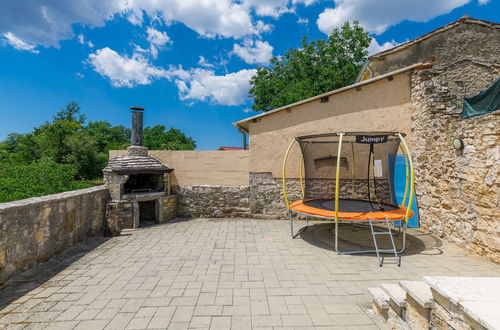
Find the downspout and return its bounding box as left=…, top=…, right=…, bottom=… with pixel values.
left=238, top=128, right=248, bottom=150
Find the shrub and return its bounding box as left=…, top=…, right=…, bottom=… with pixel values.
left=0, top=158, right=92, bottom=203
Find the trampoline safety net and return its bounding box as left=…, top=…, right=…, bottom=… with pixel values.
left=297, top=132, right=403, bottom=213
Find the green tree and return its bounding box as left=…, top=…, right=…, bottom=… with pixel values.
left=64, top=132, right=107, bottom=179
left=84, top=120, right=130, bottom=152
left=54, top=101, right=86, bottom=124
left=144, top=125, right=196, bottom=150
left=33, top=120, right=82, bottom=163
left=249, top=21, right=371, bottom=112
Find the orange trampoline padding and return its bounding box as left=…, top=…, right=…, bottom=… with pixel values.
left=289, top=199, right=413, bottom=220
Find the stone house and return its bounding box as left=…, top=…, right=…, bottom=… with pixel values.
left=1, top=16, right=499, bottom=285
left=109, top=16, right=500, bottom=263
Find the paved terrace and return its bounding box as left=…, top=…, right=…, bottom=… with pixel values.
left=1, top=218, right=499, bottom=330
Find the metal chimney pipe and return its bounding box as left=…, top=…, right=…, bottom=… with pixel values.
left=130, top=107, right=144, bottom=146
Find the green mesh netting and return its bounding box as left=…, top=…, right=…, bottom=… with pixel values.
left=462, top=77, right=500, bottom=119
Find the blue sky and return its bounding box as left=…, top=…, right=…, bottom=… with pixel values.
left=0, top=0, right=498, bottom=150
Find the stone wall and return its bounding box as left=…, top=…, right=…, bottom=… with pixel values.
left=364, top=18, right=499, bottom=79
left=410, top=63, right=499, bottom=263
left=249, top=173, right=297, bottom=219
left=0, top=186, right=109, bottom=284
left=174, top=185, right=250, bottom=218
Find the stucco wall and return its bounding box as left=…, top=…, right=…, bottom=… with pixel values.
left=110, top=150, right=250, bottom=186
left=0, top=186, right=109, bottom=284
left=248, top=72, right=412, bottom=178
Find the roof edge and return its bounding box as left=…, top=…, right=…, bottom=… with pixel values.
left=232, top=62, right=426, bottom=132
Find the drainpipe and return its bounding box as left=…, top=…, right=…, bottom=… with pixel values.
left=239, top=128, right=248, bottom=150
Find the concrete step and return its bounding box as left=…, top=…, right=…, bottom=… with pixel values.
left=368, top=287, right=390, bottom=310
left=381, top=283, right=407, bottom=308
left=399, top=280, right=433, bottom=308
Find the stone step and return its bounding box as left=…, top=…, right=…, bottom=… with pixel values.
left=381, top=283, right=407, bottom=308
left=399, top=280, right=433, bottom=308
left=424, top=276, right=500, bottom=330
left=368, top=287, right=390, bottom=310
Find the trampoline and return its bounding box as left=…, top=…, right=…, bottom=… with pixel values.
left=282, top=132, right=415, bottom=266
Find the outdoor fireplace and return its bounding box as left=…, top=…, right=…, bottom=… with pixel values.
left=123, top=173, right=164, bottom=195
left=103, top=107, right=177, bottom=234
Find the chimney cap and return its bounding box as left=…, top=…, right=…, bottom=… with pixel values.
left=130, top=106, right=144, bottom=111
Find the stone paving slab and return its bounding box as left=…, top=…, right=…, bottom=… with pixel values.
left=1, top=218, right=499, bottom=330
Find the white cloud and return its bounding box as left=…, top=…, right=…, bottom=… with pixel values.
left=317, top=0, right=471, bottom=35
left=88, top=47, right=172, bottom=87
left=293, top=0, right=320, bottom=5
left=233, top=39, right=273, bottom=65
left=124, top=0, right=257, bottom=39
left=242, top=0, right=291, bottom=17
left=2, top=32, right=39, bottom=53
left=198, top=56, right=215, bottom=68
left=0, top=0, right=275, bottom=50
left=146, top=27, right=171, bottom=58
left=87, top=46, right=252, bottom=106
left=77, top=34, right=94, bottom=48
left=146, top=27, right=170, bottom=46
left=175, top=68, right=256, bottom=106
left=478, top=0, right=490, bottom=4
left=367, top=38, right=398, bottom=55
left=241, top=0, right=319, bottom=17
left=0, top=1, right=122, bottom=48
left=297, top=17, right=309, bottom=25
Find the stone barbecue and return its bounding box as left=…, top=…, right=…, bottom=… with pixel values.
left=103, top=107, right=176, bottom=233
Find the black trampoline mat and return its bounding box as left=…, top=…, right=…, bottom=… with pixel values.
left=303, top=198, right=399, bottom=213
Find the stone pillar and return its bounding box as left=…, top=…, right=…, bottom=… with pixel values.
left=103, top=172, right=128, bottom=202
left=132, top=201, right=139, bottom=228
left=164, top=173, right=171, bottom=194
left=158, top=195, right=177, bottom=223
left=106, top=202, right=126, bottom=236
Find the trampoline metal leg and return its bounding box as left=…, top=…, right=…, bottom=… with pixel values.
left=335, top=220, right=407, bottom=266
left=290, top=212, right=308, bottom=239
left=335, top=220, right=339, bottom=253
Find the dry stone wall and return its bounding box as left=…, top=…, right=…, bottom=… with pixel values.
left=410, top=65, right=499, bottom=263
left=0, top=186, right=109, bottom=284
left=249, top=173, right=298, bottom=219
left=174, top=185, right=250, bottom=218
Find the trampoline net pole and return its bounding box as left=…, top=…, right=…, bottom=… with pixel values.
left=299, top=144, right=309, bottom=199
left=351, top=143, right=355, bottom=199
left=334, top=133, right=344, bottom=252
left=282, top=138, right=296, bottom=209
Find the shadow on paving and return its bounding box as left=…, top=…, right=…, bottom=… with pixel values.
left=298, top=222, right=443, bottom=256
left=0, top=236, right=109, bottom=311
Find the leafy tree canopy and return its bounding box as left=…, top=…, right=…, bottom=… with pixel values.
left=249, top=21, right=371, bottom=112
left=144, top=125, right=197, bottom=150
left=0, top=158, right=91, bottom=203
